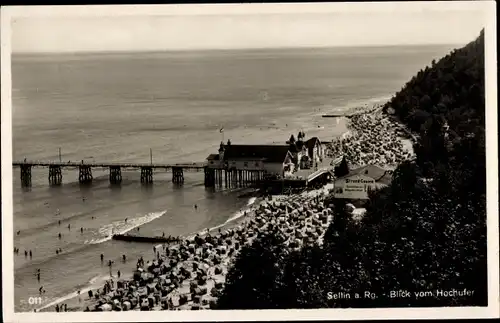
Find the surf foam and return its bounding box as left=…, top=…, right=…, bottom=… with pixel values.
left=181, top=197, right=259, bottom=240
left=84, top=211, right=166, bottom=244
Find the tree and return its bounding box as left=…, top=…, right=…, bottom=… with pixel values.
left=216, top=230, right=288, bottom=309
left=334, top=156, right=349, bottom=178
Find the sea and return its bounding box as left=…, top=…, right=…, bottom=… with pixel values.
left=11, top=44, right=456, bottom=311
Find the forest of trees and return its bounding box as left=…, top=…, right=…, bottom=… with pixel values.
left=216, top=30, right=487, bottom=309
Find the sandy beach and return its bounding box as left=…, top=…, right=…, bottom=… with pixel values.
left=326, top=106, right=415, bottom=167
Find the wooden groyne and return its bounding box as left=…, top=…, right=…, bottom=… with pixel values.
left=322, top=105, right=382, bottom=118
left=112, top=234, right=179, bottom=244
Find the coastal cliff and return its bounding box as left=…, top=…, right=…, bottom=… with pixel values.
left=217, top=30, right=487, bottom=308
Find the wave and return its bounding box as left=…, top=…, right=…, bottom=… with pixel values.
left=247, top=197, right=257, bottom=206
left=223, top=198, right=257, bottom=224
left=15, top=192, right=152, bottom=239
left=180, top=197, right=259, bottom=241
left=84, top=210, right=167, bottom=245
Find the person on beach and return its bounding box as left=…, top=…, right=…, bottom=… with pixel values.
left=29, top=250, right=32, bottom=259
left=55, top=304, right=59, bottom=312
left=194, top=204, right=198, bottom=210
left=91, top=216, right=94, bottom=219
left=39, top=286, right=43, bottom=295
left=58, top=220, right=61, bottom=226
left=108, top=260, right=114, bottom=277
left=58, top=233, right=62, bottom=239
left=36, top=272, right=40, bottom=282
left=81, top=227, right=83, bottom=233
left=68, top=224, right=71, bottom=230
left=56, top=249, right=59, bottom=255
left=125, top=218, right=128, bottom=223
left=122, top=254, right=126, bottom=262
left=17, top=230, right=20, bottom=235
left=100, top=254, right=104, bottom=262
left=117, top=270, right=121, bottom=278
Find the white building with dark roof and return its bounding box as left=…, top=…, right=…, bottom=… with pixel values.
left=333, top=164, right=393, bottom=200
left=206, top=142, right=294, bottom=177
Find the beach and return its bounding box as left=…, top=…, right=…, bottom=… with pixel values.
left=326, top=107, right=415, bottom=167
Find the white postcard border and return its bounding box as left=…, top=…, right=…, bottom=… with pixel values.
left=1, top=2, right=498, bottom=322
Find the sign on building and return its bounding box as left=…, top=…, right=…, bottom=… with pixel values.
left=333, top=175, right=376, bottom=200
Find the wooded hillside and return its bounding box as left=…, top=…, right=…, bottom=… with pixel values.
left=216, top=30, right=487, bottom=309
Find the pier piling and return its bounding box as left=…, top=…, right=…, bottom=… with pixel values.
left=109, top=166, right=122, bottom=184
left=204, top=167, right=215, bottom=187
left=20, top=165, right=32, bottom=187
left=140, top=167, right=153, bottom=184
left=172, top=167, right=184, bottom=184
left=49, top=165, right=63, bottom=185
left=78, top=165, right=93, bottom=184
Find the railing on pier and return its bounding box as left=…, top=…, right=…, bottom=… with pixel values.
left=12, top=160, right=207, bottom=187
left=12, top=160, right=206, bottom=170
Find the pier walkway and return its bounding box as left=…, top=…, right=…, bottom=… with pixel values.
left=12, top=160, right=206, bottom=187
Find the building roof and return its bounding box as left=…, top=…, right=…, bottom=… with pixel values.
left=376, top=172, right=393, bottom=185
left=305, top=137, right=321, bottom=156
left=305, top=137, right=320, bottom=147
left=206, top=154, right=220, bottom=161
left=223, top=145, right=291, bottom=163
left=337, top=164, right=391, bottom=183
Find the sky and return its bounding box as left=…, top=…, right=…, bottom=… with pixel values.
left=9, top=3, right=489, bottom=53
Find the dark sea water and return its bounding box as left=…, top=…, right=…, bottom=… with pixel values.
left=11, top=45, right=456, bottom=311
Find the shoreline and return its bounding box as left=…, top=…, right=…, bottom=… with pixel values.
left=36, top=193, right=265, bottom=312
left=35, top=98, right=415, bottom=313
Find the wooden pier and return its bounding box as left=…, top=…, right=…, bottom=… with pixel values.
left=203, top=166, right=265, bottom=189
left=12, top=161, right=205, bottom=187
left=13, top=158, right=334, bottom=190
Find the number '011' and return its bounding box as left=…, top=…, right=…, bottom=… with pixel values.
left=28, top=297, right=42, bottom=305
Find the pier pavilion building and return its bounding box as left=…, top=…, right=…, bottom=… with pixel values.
left=286, top=132, right=325, bottom=171
left=204, top=136, right=335, bottom=190
left=204, top=141, right=299, bottom=188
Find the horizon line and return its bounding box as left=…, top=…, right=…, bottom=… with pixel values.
left=11, top=43, right=462, bottom=56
